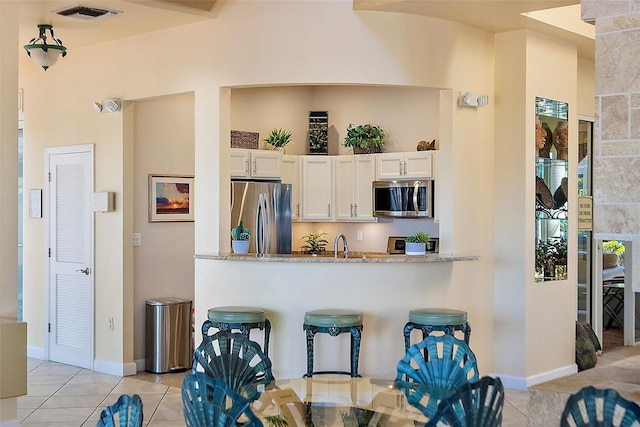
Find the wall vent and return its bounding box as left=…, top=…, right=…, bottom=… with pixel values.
left=55, top=5, right=121, bottom=20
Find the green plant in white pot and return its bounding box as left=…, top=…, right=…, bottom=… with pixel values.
left=405, top=231, right=429, bottom=255
left=231, top=220, right=250, bottom=254
left=264, top=128, right=293, bottom=151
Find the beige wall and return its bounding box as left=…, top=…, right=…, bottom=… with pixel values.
left=577, top=58, right=596, bottom=118
left=231, top=86, right=441, bottom=156
left=132, top=93, right=195, bottom=363
left=16, top=0, right=593, bottom=384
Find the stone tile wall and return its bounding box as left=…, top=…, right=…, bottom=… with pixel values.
left=583, top=0, right=640, bottom=234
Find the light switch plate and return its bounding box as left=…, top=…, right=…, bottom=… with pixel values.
left=29, top=189, right=42, bottom=218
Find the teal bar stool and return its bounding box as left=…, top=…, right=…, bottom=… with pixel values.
left=403, top=308, right=471, bottom=352
left=303, top=309, right=363, bottom=378
left=202, top=306, right=271, bottom=356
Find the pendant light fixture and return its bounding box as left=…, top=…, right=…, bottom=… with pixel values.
left=24, top=24, right=67, bottom=71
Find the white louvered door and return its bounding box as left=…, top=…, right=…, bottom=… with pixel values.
left=48, top=146, right=93, bottom=369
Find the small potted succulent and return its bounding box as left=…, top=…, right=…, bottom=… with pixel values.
left=343, top=123, right=385, bottom=154
left=405, top=231, right=429, bottom=255
left=300, top=232, right=328, bottom=255
left=231, top=220, right=250, bottom=254
left=264, top=128, right=293, bottom=151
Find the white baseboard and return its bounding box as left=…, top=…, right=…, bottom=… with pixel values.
left=135, top=359, right=145, bottom=372
left=492, top=363, right=578, bottom=391
left=93, top=360, right=137, bottom=377
left=27, top=346, right=45, bottom=360
left=27, top=347, right=137, bottom=377
left=0, top=420, right=19, bottom=427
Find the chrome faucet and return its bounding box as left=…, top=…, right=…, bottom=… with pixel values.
left=334, top=234, right=349, bottom=258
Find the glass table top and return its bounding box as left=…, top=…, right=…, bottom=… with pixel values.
left=251, top=376, right=427, bottom=426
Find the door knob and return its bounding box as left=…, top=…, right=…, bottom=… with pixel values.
left=76, top=268, right=90, bottom=275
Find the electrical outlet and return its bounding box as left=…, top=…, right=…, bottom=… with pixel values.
left=108, top=318, right=114, bottom=331
left=356, top=230, right=363, bottom=241
left=132, top=233, right=142, bottom=247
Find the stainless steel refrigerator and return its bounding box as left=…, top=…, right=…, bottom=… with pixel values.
left=230, top=181, right=292, bottom=255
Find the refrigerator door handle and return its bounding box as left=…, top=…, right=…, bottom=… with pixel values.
left=256, top=192, right=271, bottom=255
left=256, top=193, right=264, bottom=255
left=263, top=192, right=272, bottom=253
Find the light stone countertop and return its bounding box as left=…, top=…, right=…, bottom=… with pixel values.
left=195, top=252, right=479, bottom=263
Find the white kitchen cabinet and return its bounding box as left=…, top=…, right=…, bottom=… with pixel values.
left=230, top=149, right=282, bottom=179
left=301, top=156, right=333, bottom=221
left=335, top=155, right=376, bottom=221
left=375, top=151, right=432, bottom=180
left=282, top=155, right=301, bottom=220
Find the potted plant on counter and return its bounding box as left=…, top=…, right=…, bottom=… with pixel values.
left=231, top=220, right=250, bottom=254
left=300, top=232, right=328, bottom=255
left=343, top=123, right=385, bottom=154
left=405, top=231, right=429, bottom=255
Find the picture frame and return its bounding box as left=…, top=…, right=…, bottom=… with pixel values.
left=426, top=238, right=439, bottom=253
left=148, top=174, right=194, bottom=222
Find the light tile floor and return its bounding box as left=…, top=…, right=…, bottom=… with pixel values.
left=18, top=357, right=534, bottom=426
left=529, top=344, right=640, bottom=426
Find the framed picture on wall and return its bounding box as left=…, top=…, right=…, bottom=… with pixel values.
left=148, top=174, right=194, bottom=222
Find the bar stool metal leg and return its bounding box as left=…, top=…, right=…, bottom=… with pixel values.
left=264, top=319, right=271, bottom=358
left=350, top=325, right=363, bottom=377
left=304, top=325, right=317, bottom=378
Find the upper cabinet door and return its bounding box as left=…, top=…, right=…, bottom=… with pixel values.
left=375, top=153, right=404, bottom=179
left=230, top=149, right=282, bottom=179
left=301, top=156, right=333, bottom=221
left=230, top=149, right=250, bottom=178
left=353, top=155, right=375, bottom=221
left=334, top=156, right=356, bottom=221
left=404, top=152, right=433, bottom=179
left=375, top=152, right=432, bottom=180
left=251, top=151, right=282, bottom=179
left=282, top=155, right=300, bottom=221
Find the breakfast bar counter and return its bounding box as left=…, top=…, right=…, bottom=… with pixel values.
left=196, top=252, right=479, bottom=263
left=194, top=252, right=485, bottom=380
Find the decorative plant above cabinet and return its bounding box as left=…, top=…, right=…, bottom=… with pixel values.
left=343, top=123, right=385, bottom=154
left=264, top=128, right=293, bottom=152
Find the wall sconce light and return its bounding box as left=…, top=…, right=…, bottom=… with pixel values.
left=24, top=24, right=67, bottom=71
left=458, top=91, right=489, bottom=108
left=93, top=98, right=122, bottom=113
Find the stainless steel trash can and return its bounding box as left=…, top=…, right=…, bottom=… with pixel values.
left=145, top=297, right=193, bottom=373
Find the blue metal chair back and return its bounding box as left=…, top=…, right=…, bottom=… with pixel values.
left=96, top=394, right=143, bottom=427
left=193, top=330, right=274, bottom=401
left=396, top=334, right=479, bottom=419
left=182, top=372, right=263, bottom=427
left=425, top=376, right=504, bottom=427
left=560, top=385, right=640, bottom=427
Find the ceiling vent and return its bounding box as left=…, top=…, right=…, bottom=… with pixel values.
left=55, top=5, right=121, bottom=20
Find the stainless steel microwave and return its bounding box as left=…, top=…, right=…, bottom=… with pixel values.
left=372, top=180, right=433, bottom=218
